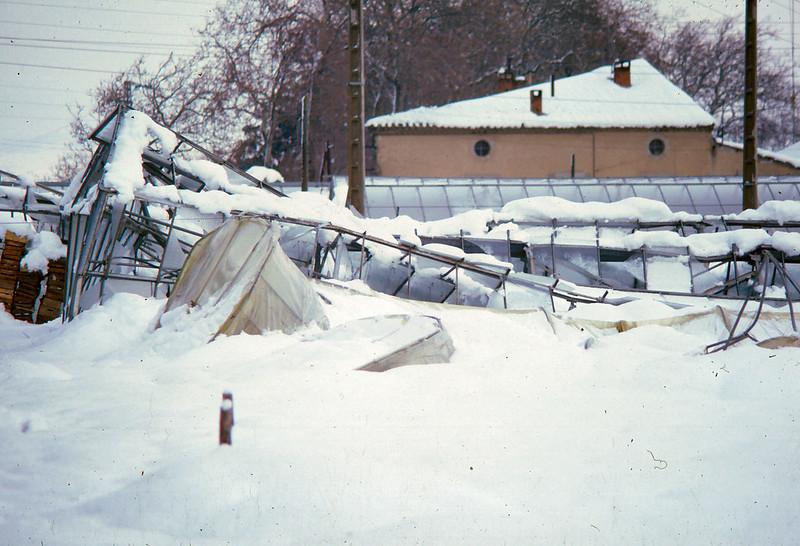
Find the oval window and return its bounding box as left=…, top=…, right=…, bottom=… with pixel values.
left=649, top=138, right=665, bottom=156
left=474, top=140, right=491, bottom=157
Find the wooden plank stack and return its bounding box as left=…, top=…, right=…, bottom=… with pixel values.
left=12, top=268, right=43, bottom=322
left=0, top=232, right=27, bottom=312
left=0, top=233, right=67, bottom=324
left=36, top=258, right=66, bottom=324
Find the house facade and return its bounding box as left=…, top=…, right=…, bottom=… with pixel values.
left=366, top=60, right=800, bottom=179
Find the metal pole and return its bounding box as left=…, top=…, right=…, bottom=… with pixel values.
left=792, top=0, right=797, bottom=142
left=301, top=95, right=309, bottom=192
left=219, top=392, right=234, bottom=446
left=358, top=232, right=366, bottom=279
left=406, top=250, right=412, bottom=299
left=347, top=0, right=366, bottom=213
left=743, top=0, right=758, bottom=210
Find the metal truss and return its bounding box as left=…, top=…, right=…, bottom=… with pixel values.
left=1, top=105, right=799, bottom=353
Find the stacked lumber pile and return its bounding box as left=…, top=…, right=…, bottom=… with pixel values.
left=11, top=268, right=43, bottom=322
left=0, top=233, right=67, bottom=324
left=0, top=232, right=26, bottom=311
left=36, top=258, right=66, bottom=323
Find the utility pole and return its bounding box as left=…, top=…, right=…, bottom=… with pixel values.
left=789, top=2, right=797, bottom=144
left=347, top=0, right=366, bottom=214
left=123, top=80, right=133, bottom=108
left=301, top=94, right=309, bottom=192
left=743, top=0, right=758, bottom=210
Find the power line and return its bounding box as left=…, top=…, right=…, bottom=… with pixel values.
left=769, top=0, right=794, bottom=14
left=1, top=19, right=199, bottom=39
left=688, top=0, right=735, bottom=19
left=0, top=60, right=119, bottom=74
left=0, top=35, right=197, bottom=49
left=0, top=83, right=91, bottom=94
left=3, top=114, right=73, bottom=120
left=0, top=1, right=211, bottom=18
left=8, top=0, right=220, bottom=5
left=0, top=42, right=193, bottom=57
left=0, top=141, right=72, bottom=151
left=1, top=99, right=74, bottom=107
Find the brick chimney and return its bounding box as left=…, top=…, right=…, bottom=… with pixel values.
left=530, top=89, right=543, bottom=115
left=498, top=57, right=529, bottom=92
left=613, top=60, right=631, bottom=87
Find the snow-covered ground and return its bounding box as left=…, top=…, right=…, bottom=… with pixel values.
left=2, top=278, right=799, bottom=544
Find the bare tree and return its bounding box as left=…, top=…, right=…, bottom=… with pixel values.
left=648, top=16, right=795, bottom=149
left=53, top=52, right=217, bottom=181
left=71, top=0, right=800, bottom=182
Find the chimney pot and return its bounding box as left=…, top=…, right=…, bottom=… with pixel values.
left=530, top=89, right=543, bottom=115
left=613, top=60, right=631, bottom=87
left=498, top=58, right=529, bottom=92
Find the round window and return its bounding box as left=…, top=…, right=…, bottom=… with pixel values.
left=649, top=138, right=665, bottom=156
left=474, top=140, right=491, bottom=157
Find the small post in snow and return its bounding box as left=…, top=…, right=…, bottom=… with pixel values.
left=219, top=392, right=234, bottom=445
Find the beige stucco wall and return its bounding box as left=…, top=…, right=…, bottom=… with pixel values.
left=708, top=145, right=800, bottom=177
left=373, top=129, right=800, bottom=178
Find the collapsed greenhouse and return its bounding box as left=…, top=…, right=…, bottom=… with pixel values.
left=2, top=105, right=800, bottom=352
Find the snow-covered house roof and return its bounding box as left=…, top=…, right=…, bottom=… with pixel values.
left=778, top=142, right=800, bottom=165
left=717, top=140, right=800, bottom=170
left=367, top=59, right=716, bottom=131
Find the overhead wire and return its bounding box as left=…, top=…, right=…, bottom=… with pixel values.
left=1, top=99, right=77, bottom=107
left=0, top=1, right=215, bottom=171
left=0, top=60, right=121, bottom=74
left=0, top=1, right=211, bottom=18
left=3, top=114, right=73, bottom=121
left=0, top=83, right=91, bottom=93
left=0, top=19, right=199, bottom=39
left=768, top=0, right=795, bottom=14
left=686, top=0, right=736, bottom=19
left=0, top=42, right=194, bottom=57
left=0, top=35, right=197, bottom=49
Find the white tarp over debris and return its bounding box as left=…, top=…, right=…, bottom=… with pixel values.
left=349, top=314, right=455, bottom=372
left=245, top=311, right=456, bottom=372
left=158, top=217, right=328, bottom=338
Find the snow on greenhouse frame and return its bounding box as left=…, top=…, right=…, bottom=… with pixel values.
left=2, top=105, right=800, bottom=351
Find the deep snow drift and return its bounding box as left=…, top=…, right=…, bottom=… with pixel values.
left=1, top=280, right=799, bottom=544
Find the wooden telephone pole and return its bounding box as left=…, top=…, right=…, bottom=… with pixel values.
left=347, top=0, right=366, bottom=214
left=743, top=0, right=758, bottom=210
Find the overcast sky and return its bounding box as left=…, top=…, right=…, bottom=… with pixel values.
left=0, top=0, right=798, bottom=180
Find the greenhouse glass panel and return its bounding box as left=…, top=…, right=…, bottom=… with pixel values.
left=472, top=185, right=503, bottom=208
left=365, top=186, right=394, bottom=207
left=658, top=185, right=693, bottom=210
left=368, top=206, right=399, bottom=219
left=423, top=207, right=454, bottom=221
left=579, top=185, right=612, bottom=202
left=499, top=185, right=528, bottom=204
left=685, top=186, right=721, bottom=210
left=396, top=206, right=425, bottom=220
left=392, top=186, right=422, bottom=208
left=524, top=185, right=555, bottom=198
left=451, top=206, right=477, bottom=216
left=694, top=205, right=726, bottom=217
left=396, top=177, right=425, bottom=186
left=444, top=186, right=477, bottom=209
left=604, top=184, right=637, bottom=201
left=763, top=183, right=800, bottom=201
left=712, top=185, right=743, bottom=214
left=630, top=185, right=663, bottom=201
left=550, top=185, right=582, bottom=202
left=418, top=186, right=449, bottom=208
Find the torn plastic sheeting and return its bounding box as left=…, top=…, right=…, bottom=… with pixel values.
left=158, top=216, right=329, bottom=338
left=561, top=305, right=796, bottom=342
left=352, top=314, right=455, bottom=372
